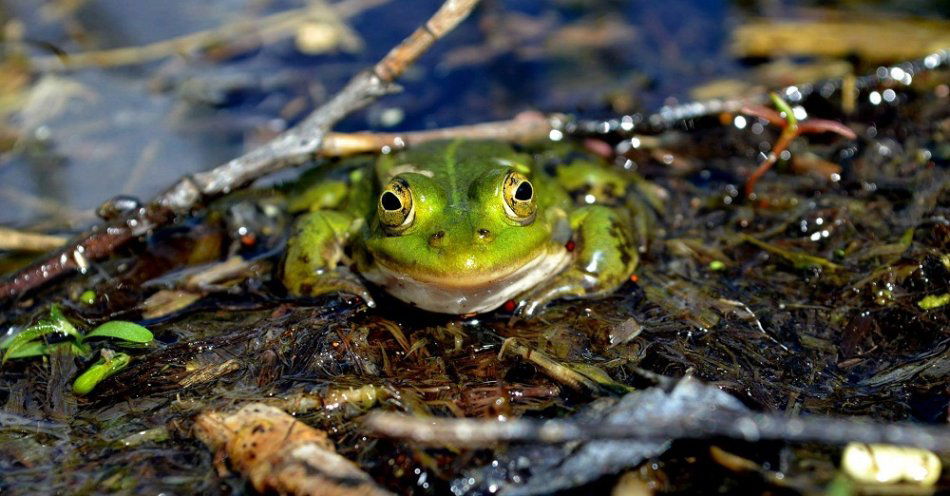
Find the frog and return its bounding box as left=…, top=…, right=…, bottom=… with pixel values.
left=282, top=139, right=651, bottom=316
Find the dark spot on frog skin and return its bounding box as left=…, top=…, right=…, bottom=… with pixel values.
left=429, top=230, right=445, bottom=247
left=607, top=219, right=635, bottom=267
left=390, top=177, right=410, bottom=194
left=619, top=248, right=632, bottom=268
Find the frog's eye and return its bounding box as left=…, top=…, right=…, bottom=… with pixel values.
left=378, top=178, right=415, bottom=233
left=502, top=171, right=537, bottom=224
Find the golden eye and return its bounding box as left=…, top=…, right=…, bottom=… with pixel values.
left=502, top=171, right=537, bottom=224
left=378, top=178, right=414, bottom=233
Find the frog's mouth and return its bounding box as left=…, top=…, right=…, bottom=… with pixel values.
left=362, top=247, right=572, bottom=314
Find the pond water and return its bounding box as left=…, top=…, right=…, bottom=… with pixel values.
left=1, top=0, right=943, bottom=228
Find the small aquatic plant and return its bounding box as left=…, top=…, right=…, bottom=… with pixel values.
left=1, top=304, right=153, bottom=394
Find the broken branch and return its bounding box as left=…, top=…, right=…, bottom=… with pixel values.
left=365, top=409, right=950, bottom=452
left=320, top=111, right=555, bottom=156
left=0, top=227, right=67, bottom=252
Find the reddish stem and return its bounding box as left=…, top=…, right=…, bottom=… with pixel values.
left=740, top=107, right=856, bottom=197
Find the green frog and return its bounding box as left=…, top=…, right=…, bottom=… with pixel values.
left=282, top=140, right=651, bottom=316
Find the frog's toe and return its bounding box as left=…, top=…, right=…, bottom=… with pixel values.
left=293, top=267, right=375, bottom=308
left=338, top=280, right=375, bottom=308
left=512, top=299, right=543, bottom=319
left=513, top=274, right=592, bottom=318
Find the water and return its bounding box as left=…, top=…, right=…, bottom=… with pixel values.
left=2, top=0, right=942, bottom=229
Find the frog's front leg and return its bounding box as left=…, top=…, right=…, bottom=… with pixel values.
left=517, top=205, right=638, bottom=316
left=282, top=210, right=374, bottom=307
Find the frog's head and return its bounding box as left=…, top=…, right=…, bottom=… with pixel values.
left=360, top=149, right=570, bottom=314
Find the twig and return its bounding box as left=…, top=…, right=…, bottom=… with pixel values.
left=30, top=0, right=371, bottom=71
left=741, top=93, right=856, bottom=198
left=497, top=337, right=600, bottom=392
left=571, top=50, right=949, bottom=136
left=732, top=19, right=950, bottom=63
left=0, top=227, right=67, bottom=252
left=0, top=0, right=481, bottom=302
left=364, top=410, right=950, bottom=452
left=319, top=110, right=555, bottom=156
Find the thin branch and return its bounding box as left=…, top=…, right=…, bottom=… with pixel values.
left=732, top=19, right=950, bottom=63
left=364, top=410, right=950, bottom=452
left=319, top=111, right=555, bottom=156
left=0, top=227, right=67, bottom=252
left=0, top=0, right=481, bottom=302
left=741, top=98, right=856, bottom=198
left=572, top=50, right=949, bottom=136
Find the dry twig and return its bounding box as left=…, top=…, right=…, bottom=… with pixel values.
left=0, top=226, right=67, bottom=252
left=0, top=0, right=481, bottom=302
left=733, top=18, right=950, bottom=63
left=320, top=110, right=555, bottom=156
left=365, top=409, right=950, bottom=452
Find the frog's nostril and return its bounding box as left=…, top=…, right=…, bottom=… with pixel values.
left=477, top=228, right=492, bottom=241
left=429, top=230, right=446, bottom=247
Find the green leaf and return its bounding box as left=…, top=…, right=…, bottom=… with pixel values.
left=49, top=304, right=82, bottom=342
left=567, top=363, right=636, bottom=395
left=918, top=293, right=949, bottom=310
left=2, top=322, right=58, bottom=364
left=741, top=234, right=842, bottom=271
left=85, top=321, right=154, bottom=343
left=3, top=340, right=48, bottom=360
left=770, top=92, right=797, bottom=129
left=73, top=352, right=132, bottom=395
left=1, top=322, right=54, bottom=349
left=2, top=305, right=88, bottom=364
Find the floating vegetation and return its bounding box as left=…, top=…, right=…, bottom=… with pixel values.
left=1, top=305, right=153, bottom=363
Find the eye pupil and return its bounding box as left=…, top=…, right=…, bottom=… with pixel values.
left=514, top=181, right=533, bottom=201
left=381, top=191, right=402, bottom=211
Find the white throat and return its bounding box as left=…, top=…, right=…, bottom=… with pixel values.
left=362, top=247, right=571, bottom=314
